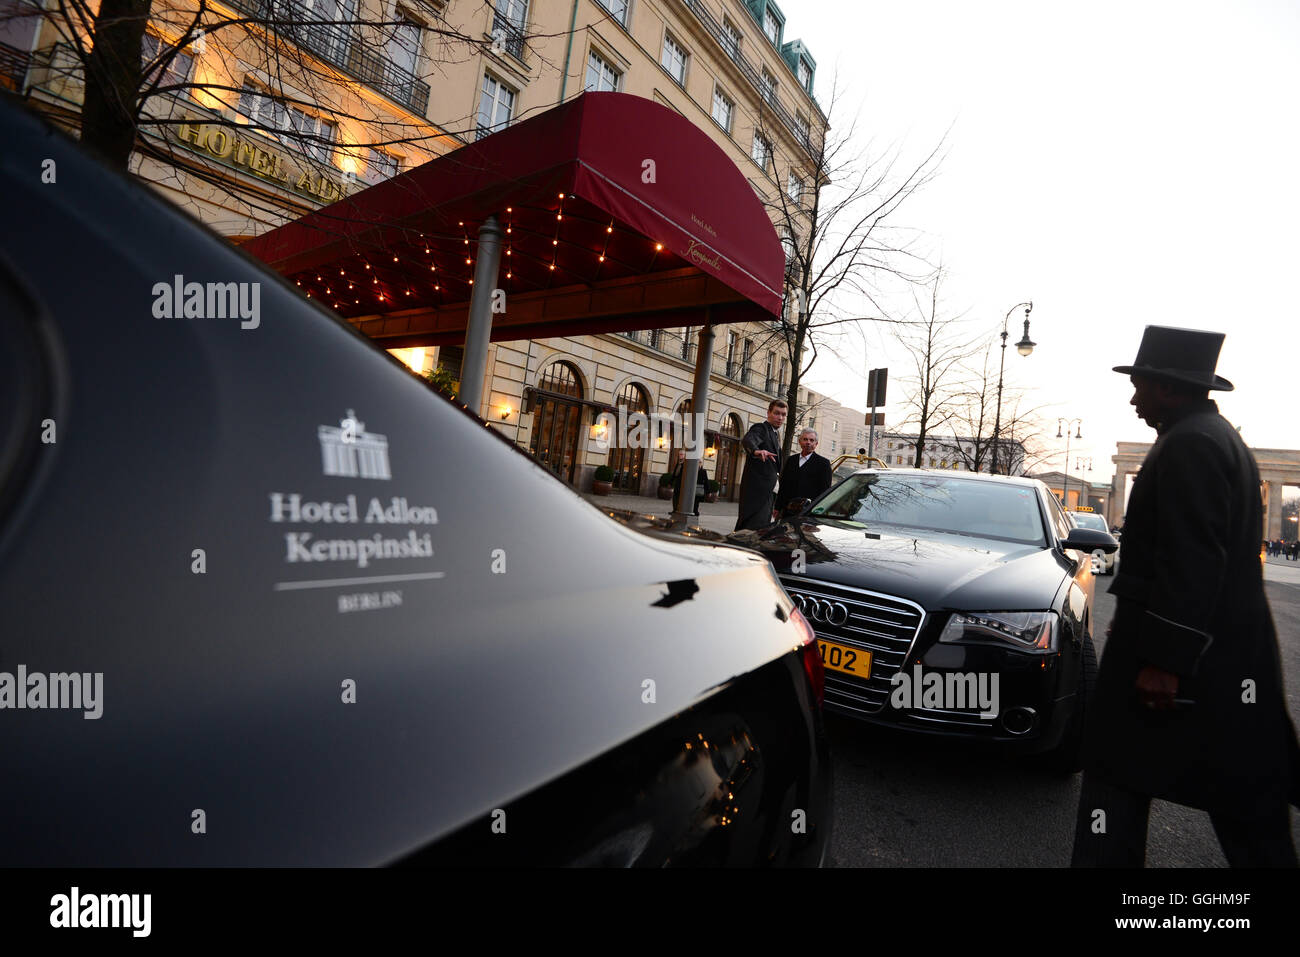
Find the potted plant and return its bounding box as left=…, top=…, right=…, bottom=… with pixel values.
left=657, top=472, right=675, bottom=500
left=704, top=479, right=720, bottom=504
left=593, top=465, right=615, bottom=496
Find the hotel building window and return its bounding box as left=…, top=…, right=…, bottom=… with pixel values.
left=780, top=227, right=796, bottom=271
left=763, top=7, right=781, bottom=44
left=388, top=10, right=423, bottom=78
left=585, top=50, right=621, bottom=92
left=751, top=132, right=772, bottom=171
left=237, top=81, right=337, bottom=164
left=596, top=0, right=628, bottom=27
left=299, top=0, right=356, bottom=61
left=492, top=0, right=528, bottom=60
left=366, top=148, right=400, bottom=183
left=787, top=171, right=802, bottom=203
left=477, top=72, right=516, bottom=139
left=661, top=33, right=688, bottom=86
left=760, top=68, right=777, bottom=105
left=711, top=85, right=733, bottom=132
left=141, top=32, right=193, bottom=90
left=797, top=57, right=812, bottom=91
left=722, top=18, right=741, bottom=58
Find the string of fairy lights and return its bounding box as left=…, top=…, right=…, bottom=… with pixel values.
left=290, top=190, right=676, bottom=315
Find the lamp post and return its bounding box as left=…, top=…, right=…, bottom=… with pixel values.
left=990, top=301, right=1035, bottom=475
left=1057, top=417, right=1083, bottom=507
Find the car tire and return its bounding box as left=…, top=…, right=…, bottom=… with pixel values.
left=1033, top=631, right=1096, bottom=775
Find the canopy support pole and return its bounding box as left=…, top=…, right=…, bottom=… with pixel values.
left=458, top=214, right=504, bottom=417
left=671, top=316, right=715, bottom=527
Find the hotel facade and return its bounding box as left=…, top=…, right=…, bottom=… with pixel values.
left=4, top=0, right=827, bottom=499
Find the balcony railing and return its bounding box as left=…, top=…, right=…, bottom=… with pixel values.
left=490, top=14, right=526, bottom=60
left=616, top=329, right=698, bottom=365
left=0, top=40, right=31, bottom=92
left=224, top=0, right=430, bottom=116
left=682, top=0, right=814, bottom=155
left=612, top=331, right=783, bottom=394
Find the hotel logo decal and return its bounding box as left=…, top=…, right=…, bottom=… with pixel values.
left=685, top=239, right=722, bottom=270
left=319, top=410, right=391, bottom=480
left=171, top=115, right=348, bottom=204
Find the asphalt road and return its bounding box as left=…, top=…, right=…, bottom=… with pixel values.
left=825, top=562, right=1300, bottom=867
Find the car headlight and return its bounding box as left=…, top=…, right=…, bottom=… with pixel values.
left=939, top=610, right=1058, bottom=653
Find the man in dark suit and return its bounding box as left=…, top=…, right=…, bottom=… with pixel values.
left=734, top=399, right=786, bottom=531
left=669, top=448, right=708, bottom=517
left=774, top=428, right=833, bottom=515
left=1072, top=325, right=1299, bottom=867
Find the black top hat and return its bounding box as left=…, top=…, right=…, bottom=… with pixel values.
left=1112, top=325, right=1234, bottom=391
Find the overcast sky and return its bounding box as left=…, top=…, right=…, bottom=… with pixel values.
left=793, top=0, right=1299, bottom=483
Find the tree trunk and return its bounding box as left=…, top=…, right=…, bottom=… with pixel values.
left=782, top=320, right=808, bottom=461
left=80, top=0, right=151, bottom=169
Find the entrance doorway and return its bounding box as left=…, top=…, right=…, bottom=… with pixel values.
left=714, top=413, right=744, bottom=502
left=528, top=361, right=584, bottom=484
left=607, top=381, right=650, bottom=494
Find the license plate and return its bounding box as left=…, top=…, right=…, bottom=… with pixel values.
left=816, top=639, right=872, bottom=679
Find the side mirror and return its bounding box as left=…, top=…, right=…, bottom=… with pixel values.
left=784, top=497, right=812, bottom=516
left=1061, top=527, right=1118, bottom=554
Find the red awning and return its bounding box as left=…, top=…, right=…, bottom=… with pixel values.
left=241, top=92, right=785, bottom=346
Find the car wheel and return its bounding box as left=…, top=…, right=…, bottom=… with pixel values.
left=1033, top=631, right=1096, bottom=775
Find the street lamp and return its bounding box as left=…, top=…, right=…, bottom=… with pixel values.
left=1057, top=417, right=1083, bottom=507
left=990, top=301, right=1034, bottom=475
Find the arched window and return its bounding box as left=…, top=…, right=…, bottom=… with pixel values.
left=528, top=361, right=584, bottom=484
left=607, top=381, right=650, bottom=493
left=714, top=412, right=745, bottom=502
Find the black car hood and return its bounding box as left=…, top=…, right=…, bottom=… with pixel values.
left=0, top=103, right=815, bottom=865
left=730, top=519, right=1071, bottom=611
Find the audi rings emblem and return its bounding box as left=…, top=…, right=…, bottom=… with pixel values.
left=792, top=593, right=850, bottom=627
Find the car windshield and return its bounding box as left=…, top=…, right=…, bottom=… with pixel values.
left=1070, top=511, right=1107, bottom=532
left=808, top=473, right=1047, bottom=545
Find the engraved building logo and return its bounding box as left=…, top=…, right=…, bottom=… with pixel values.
left=318, top=410, right=391, bottom=480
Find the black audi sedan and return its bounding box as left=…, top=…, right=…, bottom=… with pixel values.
left=0, top=98, right=829, bottom=866
left=739, top=469, right=1117, bottom=772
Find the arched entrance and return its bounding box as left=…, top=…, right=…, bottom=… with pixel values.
left=714, top=413, right=745, bottom=503
left=608, top=381, right=650, bottom=494
left=528, top=361, right=584, bottom=484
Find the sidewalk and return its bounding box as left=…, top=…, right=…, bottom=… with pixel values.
left=1265, top=554, right=1300, bottom=586
left=580, top=491, right=740, bottom=536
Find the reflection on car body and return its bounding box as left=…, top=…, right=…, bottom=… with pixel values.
left=1069, top=509, right=1116, bottom=575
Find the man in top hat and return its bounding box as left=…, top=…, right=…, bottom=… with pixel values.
left=1072, top=325, right=1299, bottom=867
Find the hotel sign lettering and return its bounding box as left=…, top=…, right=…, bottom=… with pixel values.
left=172, top=116, right=347, bottom=204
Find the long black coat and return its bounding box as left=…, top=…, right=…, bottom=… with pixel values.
left=670, top=460, right=708, bottom=516
left=774, top=452, right=833, bottom=512
left=1085, top=399, right=1300, bottom=817
left=735, top=421, right=781, bottom=531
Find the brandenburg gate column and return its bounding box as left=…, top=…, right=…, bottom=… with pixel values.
left=1266, top=479, right=1284, bottom=540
